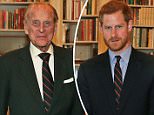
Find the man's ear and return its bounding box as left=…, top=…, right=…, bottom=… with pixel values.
left=23, top=20, right=29, bottom=35
left=128, top=20, right=133, bottom=32
left=53, top=23, right=57, bottom=36
left=99, top=23, right=103, bottom=33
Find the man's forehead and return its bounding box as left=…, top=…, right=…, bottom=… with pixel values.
left=29, top=5, right=53, bottom=16
left=28, top=9, right=54, bottom=20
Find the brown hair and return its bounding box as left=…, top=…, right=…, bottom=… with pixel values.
left=99, top=0, right=132, bottom=26
left=24, top=2, right=58, bottom=24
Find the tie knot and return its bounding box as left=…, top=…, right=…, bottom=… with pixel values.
left=115, top=55, right=121, bottom=62
left=39, top=53, right=50, bottom=62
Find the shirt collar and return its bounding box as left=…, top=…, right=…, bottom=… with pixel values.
left=30, top=42, right=54, bottom=58
left=109, top=46, right=132, bottom=64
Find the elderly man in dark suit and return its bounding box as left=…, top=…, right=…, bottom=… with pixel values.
left=77, top=1, right=154, bottom=115
left=0, top=3, right=84, bottom=115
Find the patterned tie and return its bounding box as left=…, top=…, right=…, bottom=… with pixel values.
left=39, top=53, right=54, bottom=112
left=114, top=56, right=123, bottom=110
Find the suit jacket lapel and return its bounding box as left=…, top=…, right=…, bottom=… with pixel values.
left=97, top=51, right=116, bottom=114
left=17, top=46, right=44, bottom=109
left=53, top=45, right=67, bottom=83
left=119, top=49, right=142, bottom=113
left=48, top=45, right=70, bottom=112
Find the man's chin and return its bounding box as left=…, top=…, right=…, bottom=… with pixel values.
left=109, top=46, right=122, bottom=52
left=37, top=42, right=50, bottom=47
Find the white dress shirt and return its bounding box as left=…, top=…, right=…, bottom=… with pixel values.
left=30, top=43, right=54, bottom=100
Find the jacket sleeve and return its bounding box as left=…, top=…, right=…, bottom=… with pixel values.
left=0, top=57, right=10, bottom=115
left=77, top=64, right=91, bottom=115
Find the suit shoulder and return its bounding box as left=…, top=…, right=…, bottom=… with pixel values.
left=0, top=47, right=27, bottom=60
left=80, top=53, right=105, bottom=67
left=135, top=50, right=154, bottom=62
left=133, top=50, right=154, bottom=69
left=54, top=45, right=72, bottom=57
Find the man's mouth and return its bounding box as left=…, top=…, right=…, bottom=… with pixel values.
left=111, top=38, right=119, bottom=42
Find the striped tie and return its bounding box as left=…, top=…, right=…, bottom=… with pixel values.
left=39, top=53, right=54, bottom=112
left=114, top=56, right=123, bottom=110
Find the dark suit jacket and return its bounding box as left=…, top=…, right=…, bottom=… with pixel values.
left=77, top=48, right=154, bottom=115
left=0, top=44, right=84, bottom=115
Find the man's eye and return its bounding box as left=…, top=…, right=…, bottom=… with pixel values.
left=44, top=21, right=51, bottom=27
left=104, top=26, right=112, bottom=30
left=116, top=26, right=122, bottom=29
left=32, top=20, right=40, bottom=26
